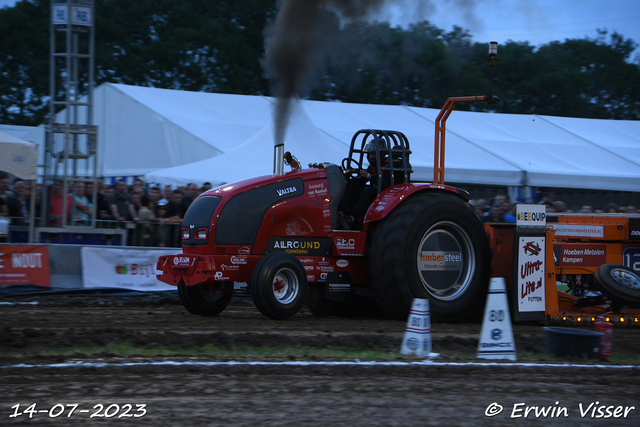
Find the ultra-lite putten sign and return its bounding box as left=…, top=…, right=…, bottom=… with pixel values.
left=52, top=5, right=92, bottom=27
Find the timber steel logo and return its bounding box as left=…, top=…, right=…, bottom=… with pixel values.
left=523, top=241, right=541, bottom=256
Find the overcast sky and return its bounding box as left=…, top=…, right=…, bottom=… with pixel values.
left=2, top=0, right=639, bottom=56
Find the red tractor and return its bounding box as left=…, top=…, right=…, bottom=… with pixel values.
left=157, top=120, right=493, bottom=321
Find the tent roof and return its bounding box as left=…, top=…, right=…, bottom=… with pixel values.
left=11, top=83, right=640, bottom=191
left=145, top=100, right=349, bottom=188
left=0, top=130, right=38, bottom=180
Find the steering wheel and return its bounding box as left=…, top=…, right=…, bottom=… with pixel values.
left=341, top=157, right=361, bottom=179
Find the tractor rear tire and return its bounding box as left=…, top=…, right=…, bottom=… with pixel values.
left=594, top=263, right=640, bottom=308
left=251, top=252, right=308, bottom=320
left=178, top=281, right=233, bottom=316
left=368, top=192, right=491, bottom=322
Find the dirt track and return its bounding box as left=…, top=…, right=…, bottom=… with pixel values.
left=1, top=295, right=640, bottom=426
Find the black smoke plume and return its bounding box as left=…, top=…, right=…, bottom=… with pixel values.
left=264, top=0, right=398, bottom=146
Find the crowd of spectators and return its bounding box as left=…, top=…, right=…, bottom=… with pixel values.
left=470, top=192, right=639, bottom=224
left=2, top=170, right=639, bottom=244
left=0, top=171, right=215, bottom=247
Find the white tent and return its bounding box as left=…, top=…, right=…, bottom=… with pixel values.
left=145, top=99, right=349, bottom=188
left=15, top=83, right=640, bottom=192
left=22, top=83, right=275, bottom=179
left=0, top=130, right=38, bottom=180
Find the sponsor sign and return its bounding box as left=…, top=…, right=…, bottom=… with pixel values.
left=418, top=251, right=463, bottom=271
left=266, top=237, right=332, bottom=256
left=82, top=247, right=180, bottom=291
left=549, top=224, right=604, bottom=238
left=0, top=245, right=51, bottom=287
left=416, top=229, right=465, bottom=295
left=517, top=236, right=545, bottom=312
left=52, top=5, right=92, bottom=26
left=306, top=182, right=328, bottom=198
left=516, top=204, right=546, bottom=228
left=623, top=247, right=640, bottom=271
left=553, top=244, right=607, bottom=267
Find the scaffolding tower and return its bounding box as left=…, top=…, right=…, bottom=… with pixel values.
left=39, top=1, right=125, bottom=243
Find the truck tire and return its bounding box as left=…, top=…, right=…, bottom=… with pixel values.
left=368, top=192, right=491, bottom=322
left=251, top=252, right=308, bottom=320
left=178, top=281, right=233, bottom=316
left=594, top=263, right=640, bottom=308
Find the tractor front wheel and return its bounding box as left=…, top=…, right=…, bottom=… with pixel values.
left=251, top=252, right=308, bottom=319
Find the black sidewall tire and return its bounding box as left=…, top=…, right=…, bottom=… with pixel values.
left=594, top=263, right=640, bottom=308
left=178, top=281, right=233, bottom=316
left=251, top=252, right=308, bottom=320
left=369, top=192, right=491, bottom=322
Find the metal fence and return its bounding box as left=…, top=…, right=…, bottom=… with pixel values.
left=0, top=217, right=183, bottom=248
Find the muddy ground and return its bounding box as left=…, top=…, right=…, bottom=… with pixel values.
left=1, top=294, right=640, bottom=426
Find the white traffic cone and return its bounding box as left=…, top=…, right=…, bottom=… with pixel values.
left=477, top=278, right=517, bottom=361
left=400, top=298, right=434, bottom=357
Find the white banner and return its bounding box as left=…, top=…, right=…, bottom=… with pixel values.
left=517, top=236, right=546, bottom=312
left=548, top=223, right=604, bottom=238
left=82, top=247, right=181, bottom=291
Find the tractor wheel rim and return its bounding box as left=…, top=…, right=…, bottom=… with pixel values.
left=199, top=282, right=225, bottom=302
left=611, top=268, right=640, bottom=289
left=272, top=268, right=299, bottom=304
left=416, top=220, right=475, bottom=301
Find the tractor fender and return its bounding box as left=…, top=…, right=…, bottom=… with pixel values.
left=364, top=183, right=469, bottom=223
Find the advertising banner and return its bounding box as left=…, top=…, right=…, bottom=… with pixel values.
left=82, top=247, right=181, bottom=291
left=0, top=245, right=51, bottom=287
left=516, top=236, right=546, bottom=313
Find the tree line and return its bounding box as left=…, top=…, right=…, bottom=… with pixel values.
left=1, top=0, right=639, bottom=126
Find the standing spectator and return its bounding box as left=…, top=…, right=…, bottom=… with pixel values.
left=179, top=183, right=200, bottom=218
left=72, top=181, right=92, bottom=224
left=201, top=182, right=213, bottom=193
left=474, top=199, right=487, bottom=217
left=155, top=199, right=182, bottom=247
left=132, top=178, right=146, bottom=196
left=131, top=192, right=142, bottom=216
left=6, top=180, right=28, bottom=225
left=580, top=203, right=593, bottom=214
left=104, top=184, right=115, bottom=199
left=0, top=193, right=7, bottom=217
left=108, top=179, right=138, bottom=224
left=504, top=204, right=517, bottom=223
left=85, top=181, right=111, bottom=220
left=163, top=185, right=173, bottom=204
left=137, top=195, right=162, bottom=246
left=483, top=203, right=506, bottom=223
left=169, top=189, right=183, bottom=219
left=494, top=194, right=509, bottom=211
left=552, top=200, right=566, bottom=213
left=149, top=186, right=163, bottom=205
left=0, top=172, right=10, bottom=203
left=604, top=203, right=619, bottom=213
left=49, top=180, right=73, bottom=226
